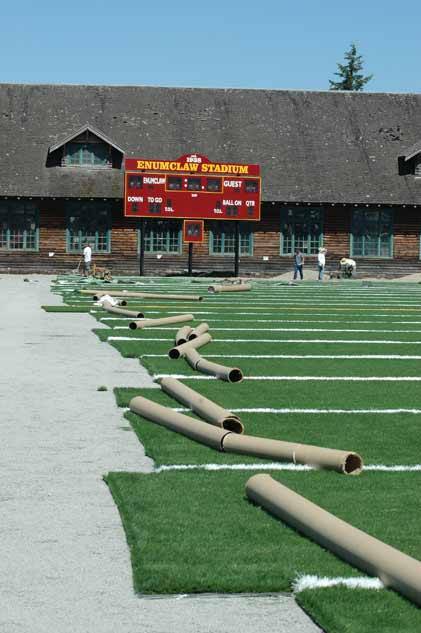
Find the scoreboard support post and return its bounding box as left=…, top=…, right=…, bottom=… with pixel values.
left=188, top=243, right=193, bottom=276
left=139, top=217, right=145, bottom=276
left=234, top=221, right=240, bottom=278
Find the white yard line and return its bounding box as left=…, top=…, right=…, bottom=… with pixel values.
left=148, top=406, right=421, bottom=414
left=153, top=463, right=421, bottom=473
left=153, top=374, right=421, bottom=381
left=292, top=575, right=384, bottom=593
left=112, top=326, right=421, bottom=333
left=107, top=335, right=421, bottom=345
left=140, top=354, right=421, bottom=360
left=99, top=317, right=421, bottom=324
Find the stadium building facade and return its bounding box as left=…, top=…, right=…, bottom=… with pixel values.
left=1, top=83, right=421, bottom=276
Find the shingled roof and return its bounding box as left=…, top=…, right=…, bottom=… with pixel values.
left=2, top=82, right=421, bottom=204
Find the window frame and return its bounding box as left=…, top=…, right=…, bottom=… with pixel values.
left=350, top=208, right=393, bottom=259
left=65, top=201, right=112, bottom=254
left=208, top=222, right=254, bottom=256
left=138, top=220, right=183, bottom=254
left=280, top=207, right=324, bottom=256
left=62, top=142, right=111, bottom=168
left=0, top=200, right=39, bottom=251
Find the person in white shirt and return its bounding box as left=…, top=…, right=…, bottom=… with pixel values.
left=317, top=247, right=326, bottom=281
left=82, top=243, right=92, bottom=277
left=340, top=257, right=356, bottom=278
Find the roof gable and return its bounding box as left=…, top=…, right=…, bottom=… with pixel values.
left=48, top=123, right=125, bottom=155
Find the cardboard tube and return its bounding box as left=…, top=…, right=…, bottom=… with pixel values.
left=129, top=314, right=194, bottom=330
left=188, top=322, right=210, bottom=340
left=102, top=301, right=144, bottom=318
left=169, top=333, right=212, bottom=360
left=224, top=435, right=362, bottom=474
left=80, top=290, right=203, bottom=301
left=159, top=377, right=244, bottom=433
left=175, top=325, right=193, bottom=345
left=195, top=357, right=244, bottom=383
left=246, top=474, right=421, bottom=607
left=129, top=396, right=230, bottom=450
left=185, top=348, right=203, bottom=370
left=208, top=284, right=252, bottom=293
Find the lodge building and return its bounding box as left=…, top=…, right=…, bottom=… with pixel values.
left=1, top=83, right=421, bottom=276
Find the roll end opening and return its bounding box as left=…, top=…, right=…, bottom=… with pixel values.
left=343, top=453, right=363, bottom=475
left=129, top=322, right=137, bottom=330
left=136, top=312, right=144, bottom=318
left=228, top=368, right=244, bottom=383
left=222, top=418, right=244, bottom=434
left=168, top=348, right=181, bottom=359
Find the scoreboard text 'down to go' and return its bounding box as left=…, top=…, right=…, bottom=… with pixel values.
left=124, top=154, right=261, bottom=221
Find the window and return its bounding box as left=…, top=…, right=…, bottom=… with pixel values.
left=351, top=209, right=393, bottom=257
left=209, top=222, right=253, bottom=256
left=280, top=207, right=323, bottom=255
left=66, top=201, right=111, bottom=252
left=415, top=158, right=421, bottom=177
left=138, top=220, right=182, bottom=253
left=0, top=200, right=39, bottom=250
left=63, top=142, right=110, bottom=167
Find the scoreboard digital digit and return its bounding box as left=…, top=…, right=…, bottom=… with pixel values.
left=124, top=153, right=261, bottom=221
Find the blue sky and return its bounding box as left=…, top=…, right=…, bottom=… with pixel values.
left=1, top=0, right=420, bottom=93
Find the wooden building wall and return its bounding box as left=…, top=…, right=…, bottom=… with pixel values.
left=1, top=199, right=420, bottom=275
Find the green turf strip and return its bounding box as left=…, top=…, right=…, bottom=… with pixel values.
left=116, top=374, right=421, bottom=409
left=42, top=305, right=95, bottom=313
left=297, top=586, right=420, bottom=633
left=142, top=356, right=421, bottom=378
left=96, top=316, right=421, bottom=331
left=99, top=337, right=421, bottom=359
left=104, top=470, right=421, bottom=613
left=116, top=388, right=421, bottom=466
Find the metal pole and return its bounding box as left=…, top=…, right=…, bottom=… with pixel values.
left=234, top=221, right=240, bottom=277
left=188, top=242, right=193, bottom=276
left=139, top=217, right=145, bottom=276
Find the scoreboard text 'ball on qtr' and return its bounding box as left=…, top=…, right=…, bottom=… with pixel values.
left=124, top=154, right=261, bottom=222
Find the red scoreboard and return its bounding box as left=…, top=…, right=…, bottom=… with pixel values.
left=124, top=153, right=261, bottom=221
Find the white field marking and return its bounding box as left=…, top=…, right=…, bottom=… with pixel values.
left=112, top=325, right=421, bottom=333
left=153, top=374, right=421, bottom=382
left=99, top=316, right=421, bottom=325
left=161, top=407, right=421, bottom=414
left=155, top=463, right=313, bottom=472
left=108, top=336, right=171, bottom=342
left=153, top=463, right=421, bottom=473
left=141, top=354, right=421, bottom=360
left=108, top=336, right=421, bottom=345
left=292, top=575, right=384, bottom=593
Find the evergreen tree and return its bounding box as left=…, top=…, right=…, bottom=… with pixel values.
left=329, top=43, right=373, bottom=91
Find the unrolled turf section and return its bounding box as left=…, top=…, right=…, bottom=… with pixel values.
left=49, top=276, right=421, bottom=633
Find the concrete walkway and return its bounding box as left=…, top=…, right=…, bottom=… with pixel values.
left=0, top=275, right=320, bottom=633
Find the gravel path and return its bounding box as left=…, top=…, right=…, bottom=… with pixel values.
left=0, top=275, right=320, bottom=633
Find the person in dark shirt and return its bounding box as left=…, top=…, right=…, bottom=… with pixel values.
left=293, top=248, right=304, bottom=280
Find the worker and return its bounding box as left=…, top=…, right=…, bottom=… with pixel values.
left=340, top=257, right=356, bottom=278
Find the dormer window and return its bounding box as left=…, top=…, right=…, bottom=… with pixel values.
left=47, top=124, right=124, bottom=169
left=63, top=141, right=111, bottom=167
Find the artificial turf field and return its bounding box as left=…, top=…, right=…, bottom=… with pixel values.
left=47, top=275, right=421, bottom=633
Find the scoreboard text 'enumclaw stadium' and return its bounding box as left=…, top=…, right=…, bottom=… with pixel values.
left=124, top=154, right=261, bottom=221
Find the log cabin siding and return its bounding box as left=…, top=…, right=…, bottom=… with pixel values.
left=1, top=199, right=421, bottom=275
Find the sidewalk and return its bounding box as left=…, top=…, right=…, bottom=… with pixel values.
left=0, top=275, right=320, bottom=633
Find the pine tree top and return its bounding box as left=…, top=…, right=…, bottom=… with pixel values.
left=329, top=43, right=373, bottom=91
